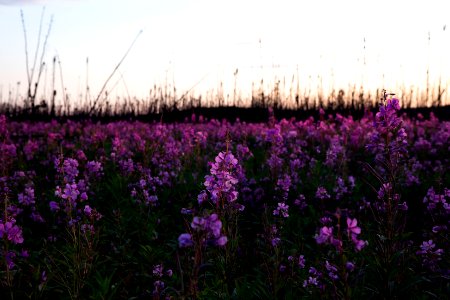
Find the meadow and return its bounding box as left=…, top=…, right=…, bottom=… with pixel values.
left=0, top=93, right=449, bottom=299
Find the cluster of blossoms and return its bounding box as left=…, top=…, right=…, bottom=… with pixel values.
left=315, top=226, right=342, bottom=250
left=423, top=187, right=449, bottom=212
left=315, top=216, right=367, bottom=252
left=301, top=259, right=356, bottom=292
left=418, top=187, right=448, bottom=273
left=179, top=151, right=243, bottom=249
left=375, top=183, right=408, bottom=212
left=23, top=139, right=40, bottom=161
left=268, top=224, right=281, bottom=247
left=302, top=266, right=323, bottom=289
left=276, top=174, right=291, bottom=201
left=416, top=240, right=444, bottom=271
left=118, top=158, right=135, bottom=176
left=0, top=219, right=24, bottom=245
left=203, top=152, right=240, bottom=206
left=85, top=160, right=104, bottom=179
left=333, top=176, right=355, bottom=200
left=346, top=218, right=368, bottom=251
left=315, top=186, right=331, bottom=200
left=366, top=96, right=408, bottom=171
left=273, top=202, right=289, bottom=218
left=324, top=260, right=339, bottom=281
left=293, top=194, right=307, bottom=210
left=1, top=171, right=44, bottom=224
left=178, top=213, right=227, bottom=248
left=0, top=174, right=28, bottom=270
left=325, top=136, right=346, bottom=168
left=81, top=205, right=103, bottom=234
left=288, top=254, right=306, bottom=269
left=52, top=182, right=87, bottom=219
left=130, top=167, right=162, bottom=207
left=51, top=157, right=102, bottom=231
left=264, top=126, right=285, bottom=176
left=151, top=264, right=173, bottom=297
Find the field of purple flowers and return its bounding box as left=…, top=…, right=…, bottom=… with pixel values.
left=0, top=94, right=449, bottom=299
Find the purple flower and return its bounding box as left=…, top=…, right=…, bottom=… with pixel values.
left=273, top=202, right=289, bottom=218
left=346, top=218, right=361, bottom=236
left=416, top=239, right=444, bottom=270
left=216, top=235, right=228, bottom=246
left=417, top=240, right=437, bottom=255
left=191, top=216, right=206, bottom=231
left=432, top=225, right=447, bottom=233
left=0, top=221, right=24, bottom=244
left=333, top=177, right=349, bottom=200
left=80, top=192, right=88, bottom=201
left=5, top=251, right=16, bottom=269
left=271, top=237, right=281, bottom=247
left=49, top=201, right=60, bottom=212
left=315, top=187, right=330, bottom=200
left=315, top=226, right=333, bottom=244
left=298, top=255, right=306, bottom=269
left=21, top=249, right=29, bottom=258
left=346, top=261, right=355, bottom=272
left=197, top=190, right=208, bottom=205
left=294, top=194, right=306, bottom=207
left=377, top=183, right=392, bottom=200
left=84, top=205, right=92, bottom=216
left=202, top=151, right=241, bottom=206
left=61, top=183, right=80, bottom=201
left=367, top=96, right=408, bottom=168
left=303, top=276, right=319, bottom=288
left=206, top=213, right=222, bottom=238
left=18, top=186, right=35, bottom=206
left=352, top=237, right=368, bottom=251
left=153, top=280, right=165, bottom=293
left=86, top=161, right=103, bottom=177
left=23, top=139, right=39, bottom=160
left=277, top=175, right=291, bottom=193
left=81, top=224, right=95, bottom=234
left=62, top=158, right=79, bottom=182
left=153, top=264, right=164, bottom=277
left=178, top=233, right=193, bottom=248
left=325, top=261, right=339, bottom=280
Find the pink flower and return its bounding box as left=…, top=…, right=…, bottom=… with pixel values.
left=315, top=226, right=333, bottom=244
left=352, top=236, right=368, bottom=251
left=346, top=218, right=361, bottom=236
left=84, top=205, right=92, bottom=216
left=273, top=202, right=289, bottom=218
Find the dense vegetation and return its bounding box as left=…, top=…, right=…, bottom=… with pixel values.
left=0, top=94, right=448, bottom=299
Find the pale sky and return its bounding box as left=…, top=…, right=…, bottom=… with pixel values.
left=0, top=0, right=449, bottom=108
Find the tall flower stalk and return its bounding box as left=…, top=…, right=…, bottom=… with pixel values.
left=365, top=91, right=410, bottom=298
left=178, top=137, right=243, bottom=297
left=47, top=157, right=102, bottom=299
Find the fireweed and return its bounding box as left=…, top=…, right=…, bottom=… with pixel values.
left=0, top=110, right=447, bottom=298
left=0, top=177, right=25, bottom=291
left=365, top=91, right=411, bottom=298
left=0, top=116, right=26, bottom=292
left=309, top=210, right=367, bottom=299
left=48, top=157, right=102, bottom=299
left=178, top=150, right=243, bottom=298
left=418, top=187, right=449, bottom=273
